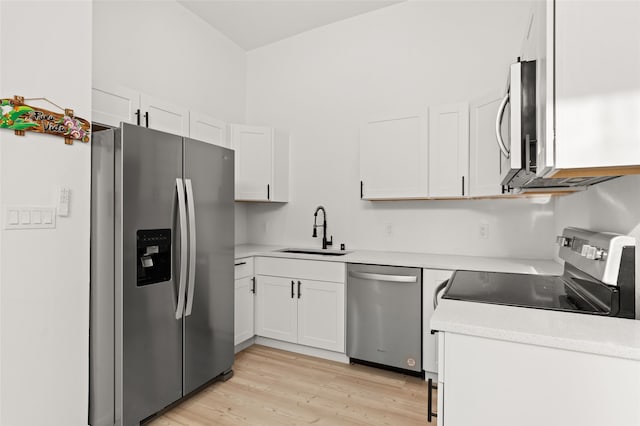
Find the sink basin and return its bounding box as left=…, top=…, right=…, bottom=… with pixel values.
left=278, top=248, right=351, bottom=256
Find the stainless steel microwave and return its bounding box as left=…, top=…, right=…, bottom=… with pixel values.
left=497, top=59, right=538, bottom=188
left=496, top=59, right=614, bottom=191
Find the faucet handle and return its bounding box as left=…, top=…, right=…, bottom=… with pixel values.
left=327, top=235, right=333, bottom=247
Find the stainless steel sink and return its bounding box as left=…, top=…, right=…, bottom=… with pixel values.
left=278, top=248, right=351, bottom=256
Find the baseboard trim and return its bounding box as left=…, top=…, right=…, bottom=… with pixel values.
left=255, top=337, right=349, bottom=364
left=234, top=337, right=256, bottom=354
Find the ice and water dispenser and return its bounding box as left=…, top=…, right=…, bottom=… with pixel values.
left=136, top=229, right=171, bottom=286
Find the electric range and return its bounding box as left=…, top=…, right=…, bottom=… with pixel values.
left=440, top=227, right=636, bottom=318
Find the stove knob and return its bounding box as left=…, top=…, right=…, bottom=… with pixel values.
left=582, top=245, right=603, bottom=260
left=556, top=236, right=573, bottom=247
left=581, top=244, right=593, bottom=258
left=594, top=248, right=607, bottom=261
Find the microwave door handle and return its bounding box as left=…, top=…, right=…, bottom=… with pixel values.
left=495, top=92, right=511, bottom=158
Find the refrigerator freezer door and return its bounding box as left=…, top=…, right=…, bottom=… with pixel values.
left=120, top=124, right=184, bottom=425
left=183, top=138, right=235, bottom=394
left=90, top=129, right=116, bottom=426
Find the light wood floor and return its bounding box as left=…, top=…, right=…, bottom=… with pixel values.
left=148, top=344, right=434, bottom=425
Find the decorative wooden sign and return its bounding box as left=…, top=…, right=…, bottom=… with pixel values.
left=0, top=96, right=90, bottom=145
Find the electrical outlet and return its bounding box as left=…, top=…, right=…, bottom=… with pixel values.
left=479, top=223, right=490, bottom=239
left=385, top=223, right=393, bottom=236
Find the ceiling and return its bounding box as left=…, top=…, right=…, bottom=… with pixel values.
left=178, top=0, right=403, bottom=51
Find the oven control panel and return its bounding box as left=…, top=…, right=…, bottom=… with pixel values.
left=557, top=227, right=635, bottom=285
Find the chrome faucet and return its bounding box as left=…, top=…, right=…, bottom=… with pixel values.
left=312, top=206, right=333, bottom=250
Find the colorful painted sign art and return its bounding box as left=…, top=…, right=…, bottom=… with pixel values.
left=1, top=97, right=90, bottom=144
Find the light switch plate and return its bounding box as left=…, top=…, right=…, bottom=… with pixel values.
left=4, top=206, right=56, bottom=230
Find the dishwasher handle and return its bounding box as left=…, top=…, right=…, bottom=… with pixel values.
left=348, top=271, right=417, bottom=283
left=433, top=279, right=449, bottom=310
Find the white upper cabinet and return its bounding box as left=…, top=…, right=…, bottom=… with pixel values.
left=469, top=92, right=504, bottom=197
left=92, top=82, right=140, bottom=128
left=359, top=111, right=429, bottom=199
left=230, top=124, right=289, bottom=202
left=92, top=82, right=191, bottom=138
left=528, top=0, right=640, bottom=178
left=188, top=112, right=228, bottom=147
left=428, top=103, right=469, bottom=197
left=140, top=94, right=189, bottom=137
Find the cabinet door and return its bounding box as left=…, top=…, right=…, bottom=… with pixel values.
left=553, top=1, right=640, bottom=171
left=231, top=124, right=273, bottom=201
left=254, top=275, right=297, bottom=343
left=297, top=280, right=345, bottom=353
left=443, top=333, right=640, bottom=426
left=429, top=103, right=469, bottom=197
left=140, top=94, right=189, bottom=137
left=521, top=1, right=555, bottom=178
left=234, top=276, right=255, bottom=345
left=423, top=269, right=453, bottom=374
left=92, top=82, right=140, bottom=128
left=360, top=111, right=429, bottom=199
left=189, top=112, right=228, bottom=147
left=469, top=93, right=504, bottom=197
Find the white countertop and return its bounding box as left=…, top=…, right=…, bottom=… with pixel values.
left=237, top=244, right=640, bottom=361
left=431, top=299, right=640, bottom=361
left=235, top=244, right=563, bottom=275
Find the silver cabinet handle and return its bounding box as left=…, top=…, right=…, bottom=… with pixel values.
left=349, top=271, right=417, bottom=283
left=495, top=92, right=510, bottom=158
left=175, top=178, right=188, bottom=320
left=433, top=280, right=449, bottom=310
left=184, top=179, right=197, bottom=317
left=234, top=261, right=247, bottom=266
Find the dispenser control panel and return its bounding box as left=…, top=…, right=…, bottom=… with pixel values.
left=137, top=229, right=171, bottom=286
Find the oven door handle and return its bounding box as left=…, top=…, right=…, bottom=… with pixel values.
left=433, top=279, right=449, bottom=310
left=495, top=92, right=510, bottom=158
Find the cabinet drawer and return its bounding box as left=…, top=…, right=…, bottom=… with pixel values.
left=234, top=257, right=254, bottom=279
left=256, top=257, right=345, bottom=283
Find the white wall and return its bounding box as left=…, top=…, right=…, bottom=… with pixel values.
left=0, top=1, right=91, bottom=425
left=554, top=176, right=640, bottom=239
left=93, top=0, right=249, bottom=243
left=245, top=1, right=556, bottom=259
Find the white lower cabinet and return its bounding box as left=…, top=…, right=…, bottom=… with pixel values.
left=255, top=275, right=298, bottom=343
left=422, top=269, right=453, bottom=374
left=437, top=332, right=640, bottom=426
left=255, top=257, right=345, bottom=353
left=234, top=257, right=255, bottom=345
left=296, top=279, right=344, bottom=351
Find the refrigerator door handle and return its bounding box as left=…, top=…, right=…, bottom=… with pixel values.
left=184, top=178, right=197, bottom=317
left=175, top=178, right=188, bottom=320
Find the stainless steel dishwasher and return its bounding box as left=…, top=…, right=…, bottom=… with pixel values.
left=347, top=263, right=422, bottom=373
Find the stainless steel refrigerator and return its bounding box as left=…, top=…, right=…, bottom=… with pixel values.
left=90, top=123, right=235, bottom=426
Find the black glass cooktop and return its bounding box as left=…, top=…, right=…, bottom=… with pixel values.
left=442, top=270, right=619, bottom=316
